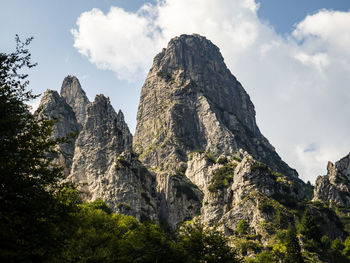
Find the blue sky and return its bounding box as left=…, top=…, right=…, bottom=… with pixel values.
left=1, top=0, right=350, bottom=183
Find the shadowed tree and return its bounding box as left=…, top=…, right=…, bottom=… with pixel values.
left=285, top=224, right=303, bottom=263
left=0, top=36, right=76, bottom=262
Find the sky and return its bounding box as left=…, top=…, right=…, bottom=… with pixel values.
left=1, top=0, right=350, bottom=183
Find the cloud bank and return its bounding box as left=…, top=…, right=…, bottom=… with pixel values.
left=71, top=0, right=350, bottom=183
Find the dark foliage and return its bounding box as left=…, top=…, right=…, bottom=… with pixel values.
left=285, top=224, right=304, bottom=263
left=0, top=36, right=78, bottom=262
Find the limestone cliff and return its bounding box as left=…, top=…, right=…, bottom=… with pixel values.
left=35, top=89, right=80, bottom=176
left=37, top=78, right=157, bottom=221
left=314, top=153, right=350, bottom=206
left=35, top=35, right=345, bottom=242
left=60, top=75, right=90, bottom=126
left=133, top=34, right=303, bottom=226
left=67, top=94, right=157, bottom=220
left=133, top=34, right=297, bottom=178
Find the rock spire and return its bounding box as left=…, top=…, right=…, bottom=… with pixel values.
left=35, top=89, right=80, bottom=176
left=313, top=153, right=350, bottom=206
left=60, top=75, right=90, bottom=126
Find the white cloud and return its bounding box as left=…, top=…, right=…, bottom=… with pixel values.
left=294, top=52, right=329, bottom=71
left=72, top=1, right=350, bottom=183
left=71, top=6, right=163, bottom=80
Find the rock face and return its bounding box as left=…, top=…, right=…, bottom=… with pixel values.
left=67, top=94, right=157, bottom=219
left=68, top=94, right=131, bottom=200
left=35, top=35, right=347, bottom=247
left=36, top=35, right=345, bottom=242
left=133, top=34, right=297, bottom=178
left=35, top=89, right=80, bottom=176
left=60, top=75, right=90, bottom=126
left=313, top=153, right=350, bottom=206
left=186, top=150, right=299, bottom=237
left=133, top=34, right=302, bottom=226
left=37, top=77, right=157, bottom=220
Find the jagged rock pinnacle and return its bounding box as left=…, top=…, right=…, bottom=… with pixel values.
left=60, top=75, right=90, bottom=126
left=134, top=34, right=297, bottom=178
left=313, top=153, right=350, bottom=205
left=132, top=34, right=304, bottom=226
left=68, top=94, right=135, bottom=207
left=35, top=89, right=80, bottom=176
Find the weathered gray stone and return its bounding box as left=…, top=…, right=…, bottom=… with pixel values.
left=313, top=153, right=350, bottom=206
left=60, top=75, right=90, bottom=126
left=186, top=150, right=297, bottom=236
left=133, top=34, right=302, bottom=226
left=35, top=89, right=80, bottom=176
left=38, top=78, right=158, bottom=221
left=134, top=34, right=297, bottom=178
left=67, top=94, right=157, bottom=219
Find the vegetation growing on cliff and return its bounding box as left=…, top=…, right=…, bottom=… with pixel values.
left=208, top=162, right=237, bottom=192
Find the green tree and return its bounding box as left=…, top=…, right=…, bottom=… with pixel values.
left=237, top=218, right=249, bottom=235
left=272, top=242, right=287, bottom=261
left=119, top=222, right=181, bottom=263
left=61, top=202, right=132, bottom=262
left=284, top=224, right=303, bottom=263
left=178, top=222, right=240, bottom=263
left=0, top=36, right=75, bottom=262
left=254, top=251, right=275, bottom=263
left=298, top=208, right=321, bottom=242
left=321, top=235, right=331, bottom=250
left=343, top=236, right=350, bottom=258
left=327, top=238, right=349, bottom=263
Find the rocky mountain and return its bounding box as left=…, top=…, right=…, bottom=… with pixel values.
left=35, top=89, right=80, bottom=176
left=60, top=75, right=90, bottom=126
left=314, top=153, right=350, bottom=206
left=36, top=77, right=157, bottom=220
left=133, top=34, right=307, bottom=226
left=133, top=34, right=297, bottom=179
left=67, top=94, right=157, bottom=219
left=36, top=35, right=345, bottom=244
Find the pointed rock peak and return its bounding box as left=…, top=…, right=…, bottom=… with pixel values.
left=93, top=94, right=110, bottom=105
left=153, top=34, right=225, bottom=73
left=35, top=89, right=80, bottom=177
left=314, top=152, right=350, bottom=206
left=60, top=75, right=90, bottom=126
left=90, top=95, right=117, bottom=116
left=88, top=95, right=132, bottom=142
left=37, top=89, right=65, bottom=111
left=42, top=89, right=60, bottom=99
left=117, top=109, right=125, bottom=119
left=60, top=75, right=86, bottom=97
left=134, top=34, right=299, bottom=181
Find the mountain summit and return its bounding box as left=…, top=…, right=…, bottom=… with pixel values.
left=133, top=34, right=297, bottom=178
left=314, top=153, right=350, bottom=206
left=131, top=34, right=314, bottom=226
left=60, top=75, right=90, bottom=126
